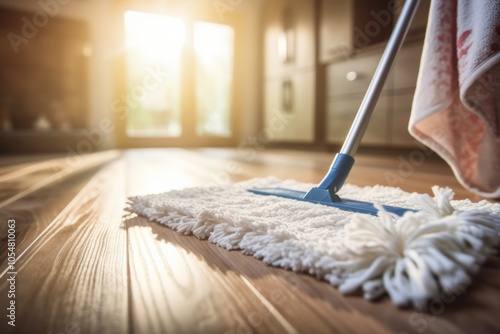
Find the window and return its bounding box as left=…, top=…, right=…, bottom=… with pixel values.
left=124, top=11, right=185, bottom=137
left=194, top=22, right=234, bottom=137
left=122, top=10, right=235, bottom=146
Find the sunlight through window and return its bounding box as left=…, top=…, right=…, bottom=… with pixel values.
left=124, top=11, right=185, bottom=137
left=194, top=22, right=234, bottom=137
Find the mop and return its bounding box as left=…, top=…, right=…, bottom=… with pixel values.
left=249, top=0, right=421, bottom=217
left=127, top=0, right=500, bottom=309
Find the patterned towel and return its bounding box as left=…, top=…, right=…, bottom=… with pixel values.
left=410, top=0, right=500, bottom=198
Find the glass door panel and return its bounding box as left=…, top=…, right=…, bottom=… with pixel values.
left=194, top=22, right=234, bottom=137
left=124, top=11, right=185, bottom=137
left=119, top=8, right=237, bottom=148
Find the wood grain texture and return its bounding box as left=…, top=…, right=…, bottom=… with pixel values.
left=0, top=148, right=498, bottom=334
left=0, top=151, right=120, bottom=268
left=124, top=150, right=294, bottom=334
left=0, top=150, right=120, bottom=209
left=0, top=168, right=99, bottom=270
left=0, top=160, right=129, bottom=334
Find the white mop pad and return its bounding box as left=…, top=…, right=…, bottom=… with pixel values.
left=126, top=177, right=500, bottom=309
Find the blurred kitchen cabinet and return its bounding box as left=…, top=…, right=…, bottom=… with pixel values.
left=326, top=48, right=392, bottom=145
left=392, top=93, right=416, bottom=146
left=327, top=49, right=384, bottom=97
left=263, top=0, right=316, bottom=78
left=394, top=0, right=431, bottom=35
left=325, top=40, right=424, bottom=148
left=262, top=0, right=316, bottom=143
left=264, top=72, right=315, bottom=142
left=319, top=0, right=353, bottom=64
left=319, top=0, right=394, bottom=64
left=327, top=95, right=390, bottom=145
left=390, top=41, right=424, bottom=146
left=0, top=7, right=89, bottom=132
left=392, top=41, right=423, bottom=89
left=319, top=0, right=430, bottom=64
left=321, top=0, right=429, bottom=148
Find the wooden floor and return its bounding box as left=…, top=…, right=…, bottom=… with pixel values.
left=0, top=148, right=499, bottom=334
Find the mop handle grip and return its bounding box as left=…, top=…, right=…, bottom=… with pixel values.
left=340, top=0, right=421, bottom=156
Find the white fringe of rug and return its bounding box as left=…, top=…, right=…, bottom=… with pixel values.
left=126, top=177, right=500, bottom=309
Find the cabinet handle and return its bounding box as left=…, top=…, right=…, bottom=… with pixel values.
left=282, top=79, right=293, bottom=113
left=346, top=71, right=358, bottom=81
left=279, top=6, right=295, bottom=63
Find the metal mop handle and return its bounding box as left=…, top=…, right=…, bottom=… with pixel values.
left=306, top=0, right=421, bottom=201
left=341, top=0, right=421, bottom=156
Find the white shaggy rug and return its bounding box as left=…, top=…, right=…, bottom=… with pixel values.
left=126, top=177, right=500, bottom=309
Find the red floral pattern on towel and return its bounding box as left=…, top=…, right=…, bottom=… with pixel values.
left=410, top=0, right=500, bottom=198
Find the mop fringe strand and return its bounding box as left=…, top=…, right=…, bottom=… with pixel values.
left=126, top=178, right=500, bottom=309
left=333, top=187, right=500, bottom=308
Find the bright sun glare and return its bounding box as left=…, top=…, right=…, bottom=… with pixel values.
left=123, top=10, right=234, bottom=138
left=124, top=10, right=186, bottom=61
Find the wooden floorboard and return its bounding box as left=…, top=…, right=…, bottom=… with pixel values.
left=0, top=148, right=498, bottom=334
left=0, top=151, right=120, bottom=209
left=0, top=151, right=120, bottom=267
left=124, top=150, right=293, bottom=334
left=0, top=160, right=129, bottom=334
left=0, top=167, right=100, bottom=269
